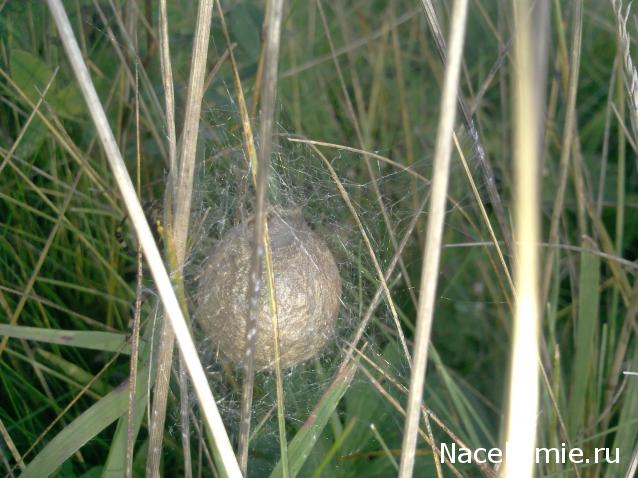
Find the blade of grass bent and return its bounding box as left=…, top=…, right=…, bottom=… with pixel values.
left=172, top=0, right=214, bottom=262
left=269, top=359, right=358, bottom=478
left=44, top=2, right=241, bottom=476
left=398, top=0, right=468, bottom=476
left=20, top=366, right=150, bottom=478
left=36, top=349, right=110, bottom=396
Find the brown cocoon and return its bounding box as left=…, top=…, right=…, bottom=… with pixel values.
left=196, top=209, right=342, bottom=369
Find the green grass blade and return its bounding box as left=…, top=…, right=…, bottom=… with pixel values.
left=608, top=354, right=638, bottom=477
left=309, top=417, right=357, bottom=478
left=568, top=244, right=601, bottom=435
left=36, top=349, right=110, bottom=396
left=20, top=364, right=149, bottom=478
left=269, top=360, right=357, bottom=478
left=100, top=390, right=149, bottom=478
left=0, top=325, right=130, bottom=354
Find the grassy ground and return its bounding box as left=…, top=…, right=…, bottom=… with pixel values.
left=1, top=0, right=638, bottom=477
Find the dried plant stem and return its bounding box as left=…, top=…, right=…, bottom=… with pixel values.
left=0, top=419, right=23, bottom=472
left=44, top=2, right=241, bottom=477
left=541, top=0, right=582, bottom=308
left=126, top=33, right=143, bottom=477
left=419, top=0, right=513, bottom=258
left=0, top=72, right=58, bottom=357
left=146, top=322, right=176, bottom=478
left=215, top=2, right=287, bottom=474
left=251, top=1, right=288, bottom=477
left=308, top=142, right=411, bottom=365
left=217, top=0, right=288, bottom=474
left=249, top=0, right=270, bottom=120
left=172, top=0, right=214, bottom=263
left=178, top=353, right=193, bottom=478
left=501, top=0, right=547, bottom=474
left=145, top=2, right=177, bottom=475
left=316, top=0, right=413, bottom=364
left=213, top=7, right=261, bottom=471
left=627, top=440, right=638, bottom=478
left=453, top=134, right=514, bottom=294
left=147, top=1, right=214, bottom=475
left=159, top=0, right=177, bottom=195
left=610, top=0, right=638, bottom=149
left=398, top=0, right=468, bottom=476
left=126, top=249, right=143, bottom=478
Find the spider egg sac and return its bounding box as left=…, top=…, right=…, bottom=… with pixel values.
left=195, top=209, right=342, bottom=369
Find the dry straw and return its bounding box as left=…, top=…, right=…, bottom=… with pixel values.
left=44, top=1, right=242, bottom=477
left=146, top=0, right=215, bottom=474
left=501, top=0, right=547, bottom=475
left=610, top=0, right=638, bottom=148
left=398, top=0, right=469, bottom=476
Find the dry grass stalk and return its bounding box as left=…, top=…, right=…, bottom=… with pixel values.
left=541, top=0, right=582, bottom=307
left=213, top=1, right=289, bottom=474
left=147, top=0, right=215, bottom=475
left=315, top=0, right=413, bottom=365
left=356, top=362, right=464, bottom=478
left=236, top=0, right=288, bottom=474
left=610, top=0, right=638, bottom=149
left=398, top=0, right=468, bottom=476
left=159, top=0, right=177, bottom=189
left=125, top=25, right=143, bottom=477
left=0, top=419, right=23, bottom=472
left=44, top=1, right=241, bottom=476
left=0, top=73, right=59, bottom=357
left=501, top=0, right=547, bottom=475
left=419, top=0, right=513, bottom=258
left=210, top=8, right=263, bottom=473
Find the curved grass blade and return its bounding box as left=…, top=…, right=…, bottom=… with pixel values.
left=269, top=359, right=357, bottom=478
left=20, top=365, right=150, bottom=478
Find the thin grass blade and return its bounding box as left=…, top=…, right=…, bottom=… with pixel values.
left=0, top=325, right=129, bottom=354
left=269, top=360, right=357, bottom=478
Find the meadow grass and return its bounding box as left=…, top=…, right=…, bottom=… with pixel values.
left=1, top=1, right=638, bottom=477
